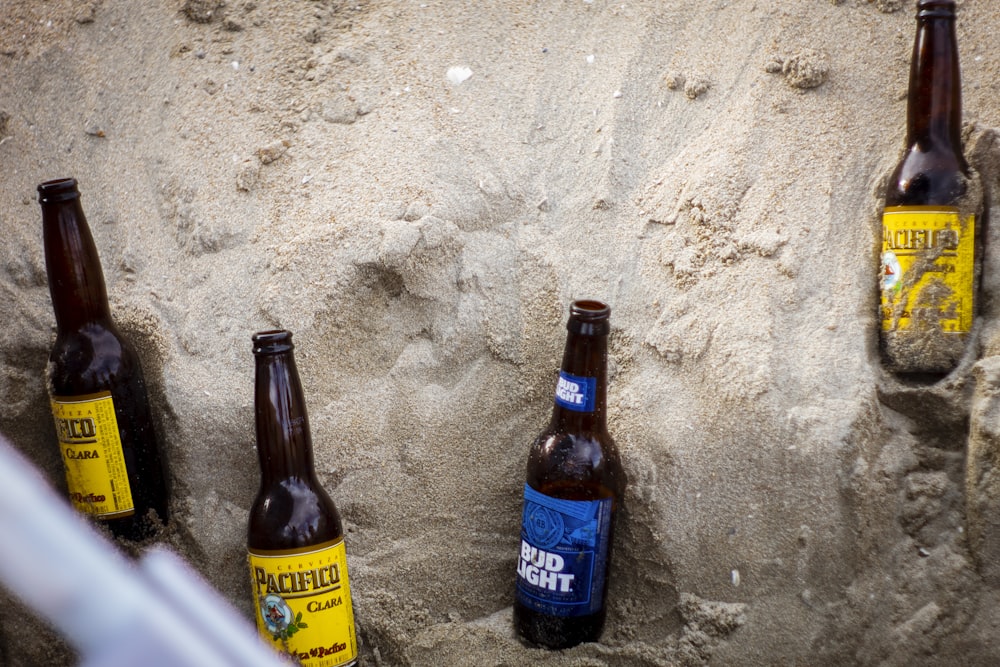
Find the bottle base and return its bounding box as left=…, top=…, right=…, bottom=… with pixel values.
left=879, top=329, right=966, bottom=377
left=100, top=506, right=168, bottom=543
left=513, top=602, right=605, bottom=650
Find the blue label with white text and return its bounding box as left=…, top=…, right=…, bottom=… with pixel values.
left=554, top=371, right=596, bottom=412
left=515, top=484, right=613, bottom=617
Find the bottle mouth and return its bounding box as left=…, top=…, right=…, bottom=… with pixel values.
left=37, top=178, right=81, bottom=203
left=570, top=299, right=610, bottom=320
left=567, top=299, right=610, bottom=335
left=917, top=0, right=956, bottom=18
left=252, top=329, right=294, bottom=354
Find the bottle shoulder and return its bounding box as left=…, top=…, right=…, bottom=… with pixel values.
left=886, top=144, right=968, bottom=207
left=48, top=323, right=141, bottom=396
left=248, top=477, right=344, bottom=550
left=526, top=428, right=624, bottom=497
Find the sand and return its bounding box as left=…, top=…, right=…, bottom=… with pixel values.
left=3, top=0, right=1000, bottom=664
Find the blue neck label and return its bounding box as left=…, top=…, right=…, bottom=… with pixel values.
left=554, top=371, right=596, bottom=412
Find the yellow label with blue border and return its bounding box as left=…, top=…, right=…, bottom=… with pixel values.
left=880, top=206, right=975, bottom=333
left=248, top=539, right=357, bottom=667
left=50, top=391, right=135, bottom=519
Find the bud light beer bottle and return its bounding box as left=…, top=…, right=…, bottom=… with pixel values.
left=39, top=177, right=170, bottom=541
left=247, top=330, right=358, bottom=667
left=879, top=0, right=981, bottom=376
left=513, top=300, right=626, bottom=648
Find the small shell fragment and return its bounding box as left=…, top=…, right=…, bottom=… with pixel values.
left=447, top=66, right=473, bottom=85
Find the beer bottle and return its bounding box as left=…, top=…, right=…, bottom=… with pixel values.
left=39, top=177, right=169, bottom=541
left=247, top=330, right=358, bottom=667
left=513, top=300, right=626, bottom=649
left=879, top=0, right=980, bottom=375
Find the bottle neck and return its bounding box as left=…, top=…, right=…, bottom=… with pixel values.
left=41, top=192, right=113, bottom=331
left=549, top=330, right=609, bottom=433
left=906, top=8, right=962, bottom=152
left=254, top=348, right=317, bottom=486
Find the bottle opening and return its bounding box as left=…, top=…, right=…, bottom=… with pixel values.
left=567, top=299, right=610, bottom=335
left=252, top=329, right=294, bottom=354
left=570, top=300, right=610, bottom=321
left=917, top=0, right=955, bottom=18
left=37, top=178, right=81, bottom=203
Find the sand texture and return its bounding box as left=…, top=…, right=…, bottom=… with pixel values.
left=4, top=0, right=1000, bottom=665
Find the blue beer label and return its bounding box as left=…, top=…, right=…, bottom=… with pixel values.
left=554, top=371, right=596, bottom=413
left=515, top=484, right=613, bottom=618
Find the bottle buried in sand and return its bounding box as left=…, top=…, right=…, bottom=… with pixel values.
left=879, top=0, right=982, bottom=376
left=513, top=300, right=626, bottom=649
left=247, top=330, right=358, bottom=667
left=39, top=177, right=170, bottom=541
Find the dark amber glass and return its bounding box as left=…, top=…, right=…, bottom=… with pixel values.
left=886, top=0, right=967, bottom=208
left=247, top=330, right=343, bottom=551
left=40, top=177, right=169, bottom=541
left=513, top=300, right=626, bottom=649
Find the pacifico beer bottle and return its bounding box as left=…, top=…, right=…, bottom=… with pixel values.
left=513, top=300, right=626, bottom=649
left=39, top=178, right=169, bottom=541
left=247, top=330, right=358, bottom=667
left=879, top=0, right=980, bottom=375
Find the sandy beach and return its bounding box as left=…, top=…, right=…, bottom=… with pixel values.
left=3, top=1, right=1000, bottom=664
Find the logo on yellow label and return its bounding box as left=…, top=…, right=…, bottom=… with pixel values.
left=50, top=392, right=134, bottom=519
left=880, top=206, right=975, bottom=333
left=248, top=539, right=357, bottom=667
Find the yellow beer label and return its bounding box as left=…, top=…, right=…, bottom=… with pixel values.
left=50, top=392, right=135, bottom=519
left=248, top=539, right=357, bottom=667
left=880, top=206, right=975, bottom=333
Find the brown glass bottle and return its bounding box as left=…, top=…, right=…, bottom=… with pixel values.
left=879, top=0, right=979, bottom=376
left=513, top=300, right=626, bottom=649
left=247, top=330, right=357, bottom=667
left=40, top=177, right=169, bottom=541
